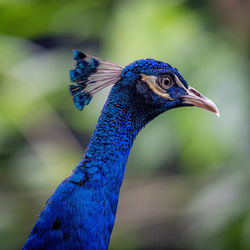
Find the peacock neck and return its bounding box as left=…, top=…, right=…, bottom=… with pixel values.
left=76, top=84, right=156, bottom=189
left=23, top=84, right=160, bottom=250
left=63, top=84, right=158, bottom=248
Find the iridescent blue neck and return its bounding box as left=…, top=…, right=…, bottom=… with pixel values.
left=65, top=84, right=158, bottom=247
left=23, top=84, right=158, bottom=250
left=80, top=85, right=151, bottom=182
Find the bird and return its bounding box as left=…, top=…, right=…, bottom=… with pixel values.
left=23, top=50, right=219, bottom=249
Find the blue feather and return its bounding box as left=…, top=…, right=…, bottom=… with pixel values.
left=68, top=50, right=123, bottom=111
left=72, top=92, right=92, bottom=111
left=73, top=49, right=86, bottom=60
left=68, top=84, right=85, bottom=96
left=68, top=50, right=100, bottom=110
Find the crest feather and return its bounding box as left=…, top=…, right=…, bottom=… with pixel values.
left=69, top=50, right=123, bottom=110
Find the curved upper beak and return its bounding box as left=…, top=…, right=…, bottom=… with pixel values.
left=182, top=87, right=220, bottom=117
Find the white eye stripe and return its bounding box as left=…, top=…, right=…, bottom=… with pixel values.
left=174, top=75, right=187, bottom=89
left=140, top=74, right=174, bottom=100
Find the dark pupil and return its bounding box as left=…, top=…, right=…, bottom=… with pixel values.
left=164, top=78, right=170, bottom=85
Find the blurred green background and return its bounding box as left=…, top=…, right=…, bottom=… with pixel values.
left=0, top=0, right=249, bottom=249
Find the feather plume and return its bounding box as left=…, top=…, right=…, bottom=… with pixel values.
left=69, top=50, right=124, bottom=110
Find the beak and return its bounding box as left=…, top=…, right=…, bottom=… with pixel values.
left=182, top=87, right=220, bottom=117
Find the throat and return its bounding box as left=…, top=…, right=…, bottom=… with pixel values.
left=70, top=84, right=155, bottom=189
left=81, top=85, right=150, bottom=185
left=41, top=85, right=158, bottom=248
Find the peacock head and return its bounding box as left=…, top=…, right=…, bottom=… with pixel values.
left=69, top=50, right=219, bottom=116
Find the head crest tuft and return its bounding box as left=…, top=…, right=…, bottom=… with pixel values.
left=69, top=50, right=123, bottom=110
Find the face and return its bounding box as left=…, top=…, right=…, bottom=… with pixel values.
left=122, top=59, right=219, bottom=116
left=69, top=51, right=219, bottom=115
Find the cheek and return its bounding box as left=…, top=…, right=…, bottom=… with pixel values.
left=135, top=80, right=148, bottom=95
left=135, top=81, right=166, bottom=106
left=135, top=81, right=154, bottom=102
left=163, top=99, right=183, bottom=111
left=167, top=86, right=187, bottom=98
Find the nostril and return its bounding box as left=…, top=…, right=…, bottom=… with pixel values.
left=189, top=87, right=203, bottom=98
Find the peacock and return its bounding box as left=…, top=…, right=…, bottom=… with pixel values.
left=23, top=50, right=219, bottom=249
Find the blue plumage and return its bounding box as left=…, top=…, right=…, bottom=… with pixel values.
left=69, top=50, right=100, bottom=110
left=23, top=51, right=219, bottom=249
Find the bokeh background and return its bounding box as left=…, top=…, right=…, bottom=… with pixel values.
left=0, top=0, right=249, bottom=249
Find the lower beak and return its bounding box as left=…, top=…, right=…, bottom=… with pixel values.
left=182, top=87, right=220, bottom=117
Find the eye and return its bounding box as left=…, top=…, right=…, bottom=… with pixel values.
left=158, top=75, right=174, bottom=90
